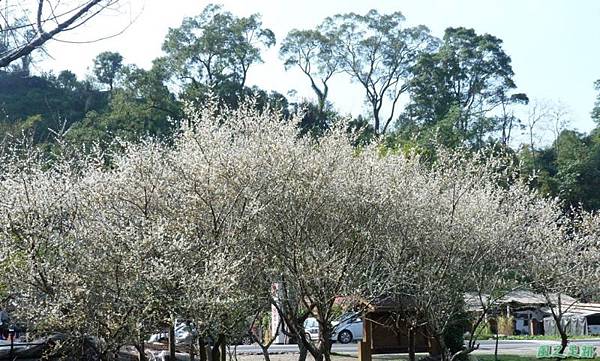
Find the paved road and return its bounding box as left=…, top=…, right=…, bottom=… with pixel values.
left=233, top=339, right=600, bottom=356
left=235, top=343, right=358, bottom=354
left=474, top=339, right=600, bottom=355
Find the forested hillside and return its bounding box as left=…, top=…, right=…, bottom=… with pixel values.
left=2, top=4, right=599, bottom=210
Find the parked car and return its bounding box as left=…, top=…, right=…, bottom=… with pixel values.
left=303, top=312, right=363, bottom=344
left=331, top=312, right=362, bottom=344
left=303, top=317, right=320, bottom=341
left=148, top=321, right=195, bottom=344
left=148, top=322, right=254, bottom=345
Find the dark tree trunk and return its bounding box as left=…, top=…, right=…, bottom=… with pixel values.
left=258, top=344, right=271, bottom=361
left=436, top=334, right=448, bottom=361
left=550, top=294, right=568, bottom=355
left=190, top=334, right=195, bottom=361
left=557, top=322, right=568, bottom=354
left=220, top=336, right=226, bottom=361
left=168, top=323, right=176, bottom=360
left=494, top=327, right=499, bottom=361
left=199, top=336, right=207, bottom=361
left=373, top=104, right=380, bottom=135
left=211, top=337, right=221, bottom=361
left=297, top=340, right=308, bottom=361
left=138, top=333, right=146, bottom=361
left=408, top=327, right=416, bottom=361
left=318, top=321, right=332, bottom=361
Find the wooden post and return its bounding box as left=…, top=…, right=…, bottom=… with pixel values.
left=358, top=316, right=372, bottom=361
left=530, top=315, right=535, bottom=336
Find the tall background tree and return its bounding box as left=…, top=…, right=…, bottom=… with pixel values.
left=93, top=51, right=124, bottom=92
left=591, top=79, right=600, bottom=125
left=280, top=29, right=338, bottom=117
left=161, top=4, right=275, bottom=105
left=321, top=10, right=434, bottom=136
left=400, top=27, right=523, bottom=148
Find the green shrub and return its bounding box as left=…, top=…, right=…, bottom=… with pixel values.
left=473, top=321, right=493, bottom=339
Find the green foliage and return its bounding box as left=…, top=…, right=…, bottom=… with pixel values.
left=57, top=70, right=78, bottom=90
left=443, top=311, right=471, bottom=361
left=293, top=100, right=340, bottom=138
left=592, top=80, right=600, bottom=124
left=474, top=322, right=493, bottom=339
left=92, top=51, right=124, bottom=91
left=347, top=115, right=376, bottom=146
left=329, top=304, right=345, bottom=322
left=66, top=82, right=179, bottom=147
left=162, top=4, right=274, bottom=90
left=519, top=129, right=600, bottom=211
left=0, top=70, right=108, bottom=143
left=401, top=27, right=521, bottom=147
left=260, top=312, right=271, bottom=342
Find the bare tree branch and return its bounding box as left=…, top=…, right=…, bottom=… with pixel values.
left=0, top=0, right=126, bottom=68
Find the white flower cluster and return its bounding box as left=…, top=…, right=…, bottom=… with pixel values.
left=0, top=100, right=597, bottom=360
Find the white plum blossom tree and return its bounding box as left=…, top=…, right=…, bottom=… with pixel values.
left=0, top=99, right=597, bottom=361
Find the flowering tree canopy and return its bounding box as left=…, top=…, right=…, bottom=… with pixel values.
left=0, top=99, right=597, bottom=361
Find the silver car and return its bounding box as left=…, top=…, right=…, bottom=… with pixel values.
left=303, top=313, right=363, bottom=344
left=331, top=312, right=363, bottom=344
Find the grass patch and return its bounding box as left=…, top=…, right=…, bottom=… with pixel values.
left=336, top=354, right=600, bottom=361
left=474, top=335, right=600, bottom=341
left=475, top=356, right=600, bottom=361
left=475, top=357, right=536, bottom=361
left=331, top=352, right=358, bottom=358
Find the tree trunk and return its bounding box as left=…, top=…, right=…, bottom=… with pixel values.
left=211, top=336, right=221, bottom=361
left=318, top=321, right=332, bottom=361
left=138, top=332, right=146, bottom=361
left=558, top=325, right=568, bottom=354
left=408, top=327, right=416, bottom=361
left=258, top=344, right=271, bottom=361
left=199, top=336, right=207, bottom=361
left=373, top=104, right=380, bottom=136
left=449, top=342, right=479, bottom=361
left=494, top=326, right=499, bottom=361
left=168, top=322, right=176, bottom=361
left=297, top=341, right=308, bottom=361
left=220, top=336, right=226, bottom=361
left=436, top=334, right=449, bottom=361
left=317, top=95, right=325, bottom=117
left=190, top=333, right=195, bottom=361
left=550, top=301, right=568, bottom=354
left=320, top=339, right=331, bottom=361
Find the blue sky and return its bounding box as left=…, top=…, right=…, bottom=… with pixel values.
left=42, top=0, right=600, bottom=137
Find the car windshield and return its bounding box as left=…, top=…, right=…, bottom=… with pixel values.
left=304, top=318, right=318, bottom=328
left=337, top=312, right=359, bottom=323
